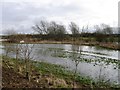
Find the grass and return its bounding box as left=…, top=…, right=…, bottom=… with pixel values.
left=33, top=61, right=94, bottom=86
left=33, top=61, right=73, bottom=80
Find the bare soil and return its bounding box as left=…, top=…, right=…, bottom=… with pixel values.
left=2, top=66, right=43, bottom=88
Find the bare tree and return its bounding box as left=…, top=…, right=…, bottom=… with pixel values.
left=4, top=29, right=19, bottom=43
left=3, top=29, right=35, bottom=81
left=3, top=29, right=24, bottom=72
left=19, top=44, right=34, bottom=81
left=32, top=20, right=49, bottom=34
left=48, top=21, right=66, bottom=35
left=101, top=24, right=113, bottom=34
left=94, top=24, right=113, bottom=34
left=81, top=25, right=89, bottom=34
left=71, top=45, right=81, bottom=88
left=32, top=20, right=66, bottom=41
left=70, top=23, right=83, bottom=88
left=69, top=22, right=79, bottom=35
left=94, top=25, right=102, bottom=34
left=47, top=21, right=58, bottom=35
left=71, top=29, right=82, bottom=88
left=33, top=21, right=66, bottom=40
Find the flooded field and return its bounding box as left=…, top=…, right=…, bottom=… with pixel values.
left=1, top=44, right=120, bottom=85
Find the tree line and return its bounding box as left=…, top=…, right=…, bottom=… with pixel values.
left=2, top=20, right=119, bottom=43
left=32, top=20, right=118, bottom=42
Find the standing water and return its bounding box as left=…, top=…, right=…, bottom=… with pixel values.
left=1, top=44, right=120, bottom=84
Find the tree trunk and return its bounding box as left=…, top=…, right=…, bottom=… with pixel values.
left=25, top=59, right=30, bottom=81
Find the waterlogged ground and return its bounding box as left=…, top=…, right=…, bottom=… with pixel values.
left=1, top=44, right=120, bottom=85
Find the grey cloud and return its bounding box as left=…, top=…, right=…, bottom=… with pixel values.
left=2, top=2, right=84, bottom=23
left=2, top=3, right=30, bottom=23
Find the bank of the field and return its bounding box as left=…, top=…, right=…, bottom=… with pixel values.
left=1, top=55, right=120, bottom=89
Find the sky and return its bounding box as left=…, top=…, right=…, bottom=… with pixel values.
left=0, top=0, right=119, bottom=34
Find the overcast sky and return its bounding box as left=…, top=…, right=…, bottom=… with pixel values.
left=0, top=0, right=119, bottom=34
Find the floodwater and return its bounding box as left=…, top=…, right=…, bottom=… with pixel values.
left=1, top=44, right=120, bottom=84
